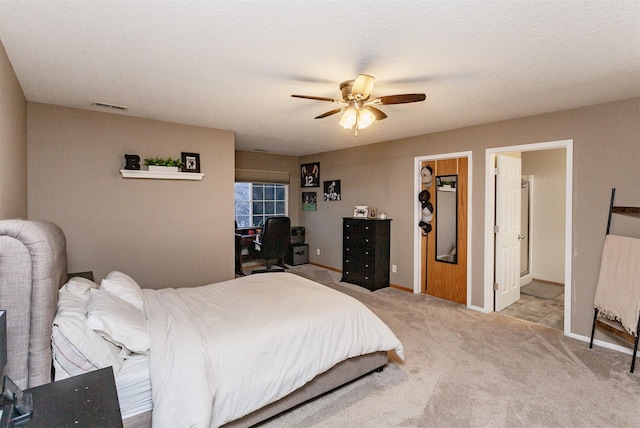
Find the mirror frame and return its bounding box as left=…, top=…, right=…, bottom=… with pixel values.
left=435, top=174, right=458, bottom=264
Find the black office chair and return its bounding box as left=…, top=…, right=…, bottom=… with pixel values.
left=252, top=217, right=290, bottom=273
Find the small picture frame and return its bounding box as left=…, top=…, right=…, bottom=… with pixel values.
left=181, top=152, right=200, bottom=173
left=302, top=192, right=317, bottom=211
left=368, top=208, right=377, bottom=218
left=353, top=205, right=368, bottom=218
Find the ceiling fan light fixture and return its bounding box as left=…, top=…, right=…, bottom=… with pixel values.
left=339, top=108, right=357, bottom=129
left=292, top=74, right=426, bottom=136
left=357, top=108, right=376, bottom=129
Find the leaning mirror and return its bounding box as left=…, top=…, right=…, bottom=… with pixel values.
left=435, top=174, right=458, bottom=264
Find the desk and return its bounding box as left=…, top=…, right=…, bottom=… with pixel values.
left=24, top=367, right=122, bottom=427
left=235, top=228, right=261, bottom=275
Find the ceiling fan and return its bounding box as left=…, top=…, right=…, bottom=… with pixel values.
left=291, top=74, right=426, bottom=136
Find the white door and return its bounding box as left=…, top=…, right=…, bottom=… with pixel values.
left=494, top=154, right=522, bottom=311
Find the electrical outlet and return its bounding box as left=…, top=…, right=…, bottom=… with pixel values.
left=317, top=248, right=320, bottom=255
left=392, top=264, right=397, bottom=273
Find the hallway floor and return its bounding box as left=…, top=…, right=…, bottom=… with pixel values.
left=499, top=288, right=564, bottom=330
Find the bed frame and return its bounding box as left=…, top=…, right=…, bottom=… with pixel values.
left=0, top=220, right=388, bottom=427
left=0, top=220, right=66, bottom=390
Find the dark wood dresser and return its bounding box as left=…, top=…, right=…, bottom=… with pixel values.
left=341, top=217, right=391, bottom=291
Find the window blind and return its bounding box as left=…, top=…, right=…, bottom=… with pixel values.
left=235, top=168, right=290, bottom=184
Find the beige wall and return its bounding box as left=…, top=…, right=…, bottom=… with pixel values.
left=3, top=39, right=638, bottom=340
left=234, top=151, right=301, bottom=226
left=300, top=98, right=640, bottom=337
left=522, top=149, right=566, bottom=284
left=0, top=39, right=27, bottom=219
left=27, top=103, right=236, bottom=289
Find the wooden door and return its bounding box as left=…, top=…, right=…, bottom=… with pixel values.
left=424, top=157, right=468, bottom=304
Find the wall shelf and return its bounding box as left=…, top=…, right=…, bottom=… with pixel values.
left=119, top=170, right=204, bottom=180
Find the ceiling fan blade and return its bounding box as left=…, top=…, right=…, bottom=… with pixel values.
left=366, top=106, right=388, bottom=120
left=351, top=74, right=375, bottom=99
left=291, top=94, right=337, bottom=102
left=315, top=107, right=345, bottom=119
left=374, top=93, right=426, bottom=105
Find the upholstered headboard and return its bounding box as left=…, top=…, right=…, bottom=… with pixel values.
left=0, top=219, right=67, bottom=389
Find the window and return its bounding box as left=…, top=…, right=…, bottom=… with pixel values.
left=234, top=183, right=288, bottom=228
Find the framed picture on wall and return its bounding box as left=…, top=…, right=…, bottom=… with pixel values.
left=302, top=192, right=317, bottom=211
left=181, top=152, right=200, bottom=173
left=323, top=180, right=341, bottom=201
left=300, top=162, right=320, bottom=187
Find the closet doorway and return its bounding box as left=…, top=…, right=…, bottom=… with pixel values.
left=413, top=151, right=472, bottom=305
left=484, top=140, right=573, bottom=334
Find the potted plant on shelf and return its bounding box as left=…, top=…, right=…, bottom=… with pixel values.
left=144, top=157, right=185, bottom=173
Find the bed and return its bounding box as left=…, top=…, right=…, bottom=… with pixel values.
left=0, top=219, right=404, bottom=427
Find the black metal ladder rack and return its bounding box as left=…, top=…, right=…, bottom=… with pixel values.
left=589, top=188, right=640, bottom=372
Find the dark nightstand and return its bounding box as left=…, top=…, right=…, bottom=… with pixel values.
left=23, top=367, right=122, bottom=427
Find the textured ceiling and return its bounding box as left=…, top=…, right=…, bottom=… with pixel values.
left=1, top=0, right=639, bottom=156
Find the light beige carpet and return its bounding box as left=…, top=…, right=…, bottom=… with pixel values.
left=258, top=264, right=640, bottom=427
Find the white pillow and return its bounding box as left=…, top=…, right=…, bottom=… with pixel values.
left=100, top=271, right=145, bottom=309
left=61, top=276, right=99, bottom=301
left=86, top=289, right=150, bottom=354
left=52, top=289, right=124, bottom=377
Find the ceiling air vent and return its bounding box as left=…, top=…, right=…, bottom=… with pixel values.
left=92, top=101, right=129, bottom=111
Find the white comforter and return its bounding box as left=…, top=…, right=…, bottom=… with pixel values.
left=143, top=273, right=404, bottom=428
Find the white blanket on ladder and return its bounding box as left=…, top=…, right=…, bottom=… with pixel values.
left=593, top=234, right=640, bottom=336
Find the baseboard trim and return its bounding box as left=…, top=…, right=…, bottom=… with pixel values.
left=566, top=331, right=636, bottom=357
left=390, top=284, right=412, bottom=293
left=308, top=262, right=341, bottom=273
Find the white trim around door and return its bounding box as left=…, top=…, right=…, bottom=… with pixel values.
left=484, top=140, right=573, bottom=335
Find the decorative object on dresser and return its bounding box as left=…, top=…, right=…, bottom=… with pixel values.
left=353, top=205, right=368, bottom=218
left=342, top=217, right=392, bottom=291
